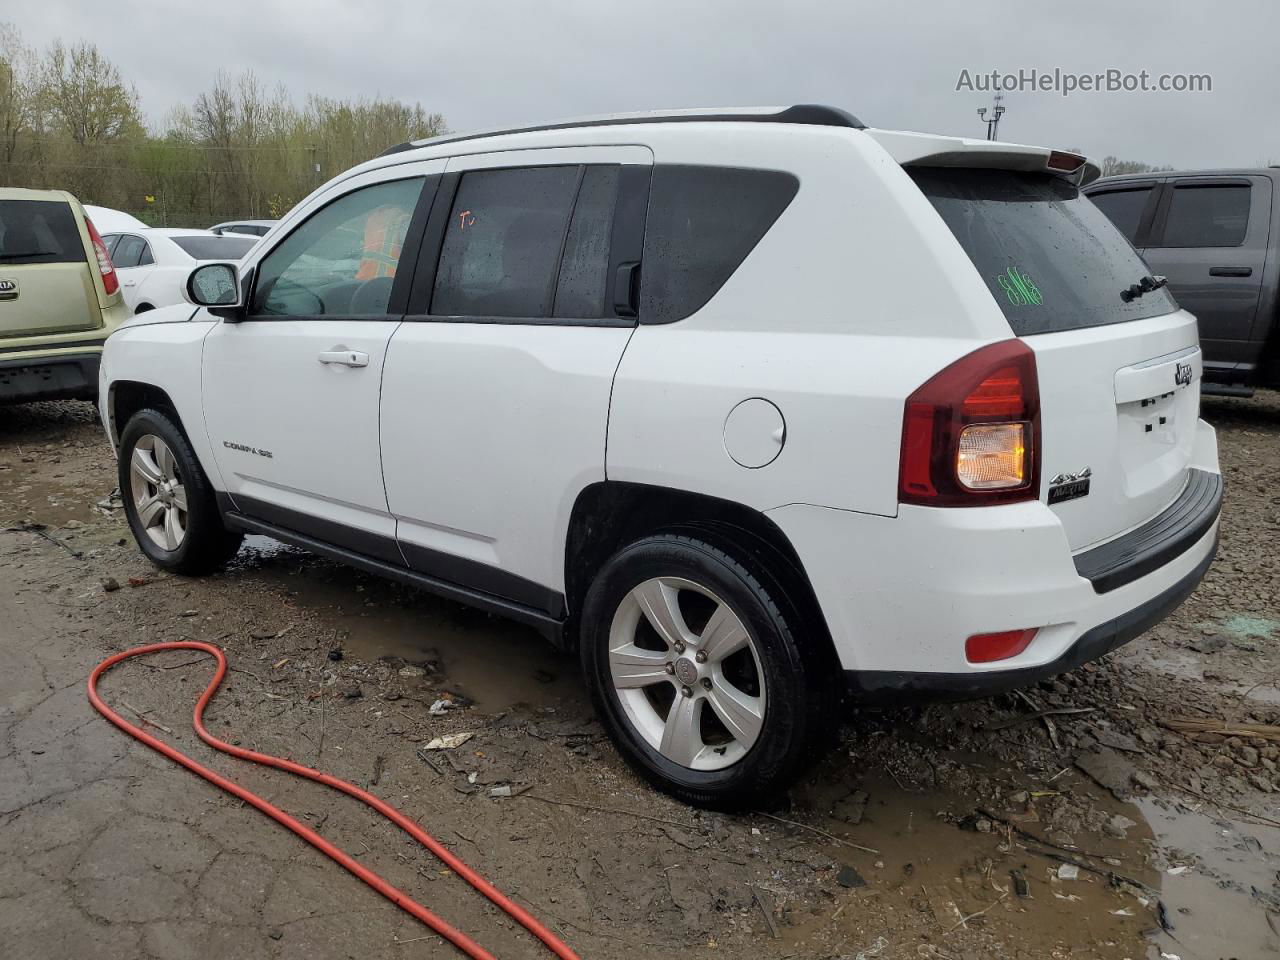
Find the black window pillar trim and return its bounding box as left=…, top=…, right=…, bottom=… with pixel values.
left=384, top=174, right=441, bottom=317
left=607, top=164, right=652, bottom=321
left=406, top=172, right=461, bottom=316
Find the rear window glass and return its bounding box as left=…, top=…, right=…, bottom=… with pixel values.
left=0, top=200, right=85, bottom=264
left=640, top=165, right=799, bottom=324
left=172, top=236, right=256, bottom=260
left=1159, top=184, right=1250, bottom=247
left=1088, top=187, right=1153, bottom=243
left=911, top=169, right=1177, bottom=336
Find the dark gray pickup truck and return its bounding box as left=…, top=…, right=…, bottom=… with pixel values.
left=1085, top=169, right=1279, bottom=395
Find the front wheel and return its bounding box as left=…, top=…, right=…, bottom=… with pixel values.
left=580, top=534, right=832, bottom=808
left=119, top=407, right=242, bottom=575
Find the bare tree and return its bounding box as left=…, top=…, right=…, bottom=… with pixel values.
left=1100, top=156, right=1174, bottom=177
left=41, top=40, right=142, bottom=146
left=0, top=23, right=38, bottom=166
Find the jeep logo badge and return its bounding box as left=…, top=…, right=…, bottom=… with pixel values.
left=0, top=278, right=18, bottom=302
left=1175, top=361, right=1193, bottom=387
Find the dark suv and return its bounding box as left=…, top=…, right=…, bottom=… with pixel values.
left=1085, top=169, right=1279, bottom=395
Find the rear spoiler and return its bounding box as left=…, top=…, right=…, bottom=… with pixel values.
left=865, top=129, right=1101, bottom=186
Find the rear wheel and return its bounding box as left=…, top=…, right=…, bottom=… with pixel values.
left=119, top=408, right=241, bottom=574
left=581, top=534, right=832, bottom=808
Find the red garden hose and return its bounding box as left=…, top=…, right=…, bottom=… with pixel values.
left=87, top=641, right=580, bottom=960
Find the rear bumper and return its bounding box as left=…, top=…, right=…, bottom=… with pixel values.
left=1073, top=468, right=1222, bottom=593
left=0, top=351, right=101, bottom=403
left=844, top=539, right=1215, bottom=701
left=765, top=421, right=1222, bottom=701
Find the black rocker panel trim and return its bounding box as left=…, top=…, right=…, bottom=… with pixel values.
left=219, top=494, right=566, bottom=636
left=230, top=495, right=404, bottom=566
left=398, top=541, right=565, bottom=619
left=1073, top=468, right=1222, bottom=594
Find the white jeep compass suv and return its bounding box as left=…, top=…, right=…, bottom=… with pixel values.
left=99, top=105, right=1222, bottom=807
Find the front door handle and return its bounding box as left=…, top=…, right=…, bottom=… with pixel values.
left=318, top=350, right=369, bottom=367
left=1209, top=266, right=1252, bottom=277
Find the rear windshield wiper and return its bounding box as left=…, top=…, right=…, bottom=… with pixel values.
left=0, top=249, right=59, bottom=261
left=1120, top=274, right=1168, bottom=303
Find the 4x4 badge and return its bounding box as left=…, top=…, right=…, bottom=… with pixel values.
left=1175, top=361, right=1193, bottom=387
left=1048, top=467, right=1091, bottom=505
left=0, top=278, right=19, bottom=301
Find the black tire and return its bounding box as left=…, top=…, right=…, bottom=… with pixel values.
left=580, top=534, right=833, bottom=809
left=118, top=407, right=242, bottom=575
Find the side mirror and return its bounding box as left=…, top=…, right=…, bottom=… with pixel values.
left=185, top=262, right=241, bottom=309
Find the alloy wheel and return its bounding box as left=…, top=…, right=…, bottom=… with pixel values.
left=129, top=434, right=188, bottom=552
left=607, top=576, right=766, bottom=771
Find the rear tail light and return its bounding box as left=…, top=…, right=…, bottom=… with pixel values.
left=899, top=340, right=1040, bottom=506
left=84, top=217, right=119, bottom=296
left=966, top=628, right=1038, bottom=663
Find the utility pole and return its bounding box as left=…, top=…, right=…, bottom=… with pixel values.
left=976, top=93, right=1006, bottom=141
left=308, top=144, right=320, bottom=188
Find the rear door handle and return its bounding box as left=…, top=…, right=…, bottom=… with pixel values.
left=613, top=261, right=640, bottom=318
left=1209, top=266, right=1252, bottom=277
left=318, top=350, right=369, bottom=367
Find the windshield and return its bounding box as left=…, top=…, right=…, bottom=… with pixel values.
left=910, top=168, right=1177, bottom=336
left=172, top=235, right=256, bottom=260
left=0, top=200, right=85, bottom=264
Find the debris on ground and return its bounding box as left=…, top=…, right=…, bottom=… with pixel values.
left=420, top=731, right=475, bottom=751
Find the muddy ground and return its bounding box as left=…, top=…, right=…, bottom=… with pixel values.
left=1, top=395, right=1278, bottom=960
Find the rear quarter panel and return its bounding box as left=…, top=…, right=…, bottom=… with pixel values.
left=607, top=127, right=1012, bottom=517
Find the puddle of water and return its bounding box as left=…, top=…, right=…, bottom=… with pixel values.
left=0, top=474, right=100, bottom=528
left=1137, top=797, right=1280, bottom=958
left=233, top=535, right=581, bottom=711
left=780, top=771, right=1155, bottom=956
left=1148, top=654, right=1280, bottom=704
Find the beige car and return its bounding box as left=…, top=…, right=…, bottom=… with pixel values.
left=0, top=187, right=129, bottom=404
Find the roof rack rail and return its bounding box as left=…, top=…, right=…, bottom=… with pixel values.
left=377, top=104, right=865, bottom=158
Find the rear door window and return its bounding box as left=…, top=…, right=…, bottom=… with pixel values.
left=911, top=168, right=1177, bottom=336
left=640, top=165, right=799, bottom=324
left=0, top=200, right=85, bottom=265
left=553, top=166, right=620, bottom=318
left=1156, top=183, right=1250, bottom=247
left=1087, top=186, right=1154, bottom=243
left=431, top=166, right=580, bottom=318
left=112, top=235, right=144, bottom=269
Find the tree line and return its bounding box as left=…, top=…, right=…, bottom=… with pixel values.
left=0, top=23, right=445, bottom=226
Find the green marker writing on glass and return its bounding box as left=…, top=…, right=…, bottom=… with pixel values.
left=996, top=266, right=1042, bottom=306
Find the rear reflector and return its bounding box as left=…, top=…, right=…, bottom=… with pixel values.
left=965, top=628, right=1038, bottom=664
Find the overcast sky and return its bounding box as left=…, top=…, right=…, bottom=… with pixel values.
left=16, top=0, right=1280, bottom=169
